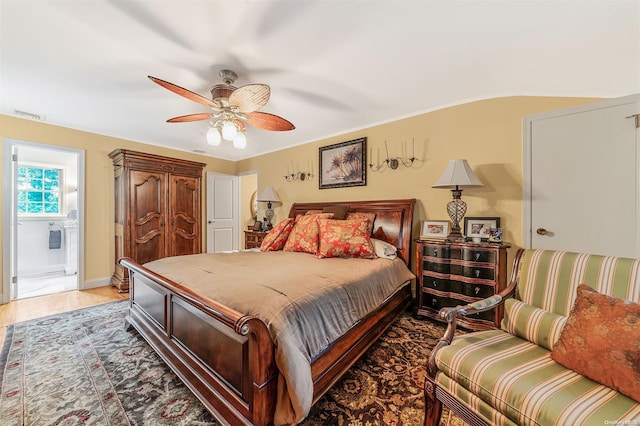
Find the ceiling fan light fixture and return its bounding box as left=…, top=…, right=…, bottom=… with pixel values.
left=206, top=126, right=221, bottom=146
left=149, top=70, right=293, bottom=151
left=222, top=120, right=238, bottom=140
left=233, top=131, right=247, bottom=149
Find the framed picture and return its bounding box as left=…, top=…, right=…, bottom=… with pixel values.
left=464, top=217, right=501, bottom=240
left=252, top=220, right=263, bottom=232
left=319, top=137, right=367, bottom=189
left=420, top=220, right=450, bottom=239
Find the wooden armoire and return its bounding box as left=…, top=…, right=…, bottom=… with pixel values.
left=109, top=149, right=206, bottom=292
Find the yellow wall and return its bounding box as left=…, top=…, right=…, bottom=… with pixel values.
left=0, top=114, right=235, bottom=290
left=240, top=172, right=258, bottom=246
left=237, top=96, right=599, bottom=262
left=0, top=96, right=600, bottom=297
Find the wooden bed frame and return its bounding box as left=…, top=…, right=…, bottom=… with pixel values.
left=121, top=198, right=415, bottom=425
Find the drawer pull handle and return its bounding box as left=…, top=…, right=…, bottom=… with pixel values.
left=432, top=299, right=437, bottom=306
left=475, top=287, right=480, bottom=294
left=432, top=280, right=437, bottom=288
left=433, top=249, right=438, bottom=256
left=475, top=252, right=480, bottom=261
left=475, top=269, right=480, bottom=278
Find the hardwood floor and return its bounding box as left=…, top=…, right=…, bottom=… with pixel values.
left=0, top=286, right=128, bottom=345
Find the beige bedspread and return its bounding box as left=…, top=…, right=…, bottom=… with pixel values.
left=144, top=250, right=415, bottom=425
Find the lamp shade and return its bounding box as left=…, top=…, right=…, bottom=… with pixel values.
left=432, top=159, right=484, bottom=188
left=257, top=186, right=281, bottom=203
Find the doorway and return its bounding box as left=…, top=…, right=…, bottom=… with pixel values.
left=2, top=139, right=85, bottom=302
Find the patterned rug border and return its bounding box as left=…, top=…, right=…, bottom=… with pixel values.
left=0, top=300, right=128, bottom=387
left=0, top=321, right=13, bottom=386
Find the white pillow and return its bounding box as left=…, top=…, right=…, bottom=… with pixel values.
left=371, top=238, right=397, bottom=259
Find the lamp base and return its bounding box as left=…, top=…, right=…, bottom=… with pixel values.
left=264, top=202, right=274, bottom=231
left=445, top=191, right=467, bottom=242
left=446, top=227, right=465, bottom=242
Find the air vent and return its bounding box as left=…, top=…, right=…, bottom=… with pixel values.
left=14, top=110, right=44, bottom=121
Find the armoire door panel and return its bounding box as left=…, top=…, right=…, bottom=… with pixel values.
left=130, top=170, right=166, bottom=264
left=169, top=175, right=201, bottom=256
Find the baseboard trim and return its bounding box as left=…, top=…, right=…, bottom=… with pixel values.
left=82, top=277, right=111, bottom=290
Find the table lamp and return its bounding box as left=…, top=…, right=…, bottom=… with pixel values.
left=432, top=159, right=484, bottom=241
left=257, top=186, right=281, bottom=231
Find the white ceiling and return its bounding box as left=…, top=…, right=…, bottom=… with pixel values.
left=1, top=0, right=639, bottom=161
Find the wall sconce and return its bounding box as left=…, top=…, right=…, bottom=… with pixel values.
left=368, top=139, right=417, bottom=172
left=284, top=161, right=314, bottom=182
left=284, top=171, right=314, bottom=182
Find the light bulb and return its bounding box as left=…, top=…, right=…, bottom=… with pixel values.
left=233, top=131, right=247, bottom=149
left=206, top=127, right=221, bottom=146
left=222, top=121, right=238, bottom=140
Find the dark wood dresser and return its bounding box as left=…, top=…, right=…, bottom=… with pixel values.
left=109, top=149, right=206, bottom=292
left=414, top=239, right=511, bottom=330
left=244, top=230, right=267, bottom=249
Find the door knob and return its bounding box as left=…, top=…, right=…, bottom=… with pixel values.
left=208, top=220, right=214, bottom=224
left=536, top=228, right=548, bottom=235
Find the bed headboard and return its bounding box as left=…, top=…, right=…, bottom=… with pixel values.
left=288, top=199, right=416, bottom=265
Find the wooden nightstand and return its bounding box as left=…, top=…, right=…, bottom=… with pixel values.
left=244, top=230, right=268, bottom=249
left=414, top=239, right=511, bottom=331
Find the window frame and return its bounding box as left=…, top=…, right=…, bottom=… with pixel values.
left=16, top=162, right=65, bottom=217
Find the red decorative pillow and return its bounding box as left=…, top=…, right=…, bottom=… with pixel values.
left=283, top=213, right=333, bottom=255
left=260, top=218, right=294, bottom=252
left=317, top=219, right=377, bottom=259
left=346, top=212, right=376, bottom=235
left=551, top=284, right=640, bottom=402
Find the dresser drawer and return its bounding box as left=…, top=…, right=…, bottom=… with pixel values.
left=423, top=294, right=452, bottom=312
left=449, top=280, right=494, bottom=299
left=462, top=249, right=496, bottom=263
left=423, top=260, right=450, bottom=274
left=450, top=264, right=495, bottom=280
left=245, top=231, right=267, bottom=249
left=422, top=244, right=461, bottom=260
left=422, top=275, right=448, bottom=291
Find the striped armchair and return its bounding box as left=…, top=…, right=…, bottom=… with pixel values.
left=424, top=249, right=640, bottom=426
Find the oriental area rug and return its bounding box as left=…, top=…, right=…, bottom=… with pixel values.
left=0, top=300, right=463, bottom=425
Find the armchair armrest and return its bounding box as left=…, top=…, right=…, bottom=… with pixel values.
left=440, top=294, right=503, bottom=321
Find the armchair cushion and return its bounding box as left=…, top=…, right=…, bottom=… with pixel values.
left=501, top=298, right=567, bottom=351
left=435, top=330, right=640, bottom=425
left=551, top=284, right=640, bottom=402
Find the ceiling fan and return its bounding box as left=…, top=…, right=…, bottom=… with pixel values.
left=149, top=69, right=295, bottom=149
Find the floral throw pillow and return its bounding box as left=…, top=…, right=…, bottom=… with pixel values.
left=317, top=219, right=377, bottom=259
left=346, top=212, right=376, bottom=235
left=550, top=284, right=640, bottom=402
left=260, top=218, right=294, bottom=252
left=283, top=213, right=333, bottom=255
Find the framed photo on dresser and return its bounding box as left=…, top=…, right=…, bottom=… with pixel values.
left=464, top=217, right=501, bottom=240
left=420, top=220, right=450, bottom=239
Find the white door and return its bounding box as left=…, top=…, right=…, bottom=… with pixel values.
left=524, top=95, right=640, bottom=258
left=206, top=172, right=239, bottom=252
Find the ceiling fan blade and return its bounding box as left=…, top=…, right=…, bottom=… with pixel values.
left=148, top=76, right=218, bottom=108
left=245, top=111, right=295, bottom=131
left=229, top=84, right=270, bottom=113
left=167, top=113, right=211, bottom=123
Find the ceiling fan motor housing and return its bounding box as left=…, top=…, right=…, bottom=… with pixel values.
left=210, top=84, right=236, bottom=102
